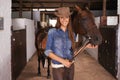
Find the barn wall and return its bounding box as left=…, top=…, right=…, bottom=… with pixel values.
left=33, top=11, right=40, bottom=21
left=92, top=10, right=117, bottom=17
left=117, top=19, right=120, bottom=79
left=0, top=0, right=11, bottom=80
left=12, top=11, right=31, bottom=19
left=117, top=0, right=120, bottom=79
left=12, top=11, right=40, bottom=21
left=117, top=15, right=120, bottom=80
left=86, top=48, right=98, bottom=60
left=25, top=19, right=36, bottom=62
left=12, top=18, right=36, bottom=62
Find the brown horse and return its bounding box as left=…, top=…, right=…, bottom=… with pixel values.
left=35, top=5, right=102, bottom=79
left=72, top=5, right=102, bottom=46
left=35, top=26, right=52, bottom=78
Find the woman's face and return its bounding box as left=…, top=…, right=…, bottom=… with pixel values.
left=59, top=17, right=69, bottom=27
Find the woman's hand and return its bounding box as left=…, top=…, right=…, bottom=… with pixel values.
left=86, top=43, right=98, bottom=48
left=62, top=59, right=74, bottom=68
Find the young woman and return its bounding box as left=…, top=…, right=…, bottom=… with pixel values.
left=44, top=7, right=75, bottom=80
left=44, top=7, right=97, bottom=80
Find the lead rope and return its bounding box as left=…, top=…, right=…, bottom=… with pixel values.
left=70, top=36, right=91, bottom=62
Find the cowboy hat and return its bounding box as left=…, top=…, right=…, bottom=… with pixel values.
left=54, top=7, right=72, bottom=17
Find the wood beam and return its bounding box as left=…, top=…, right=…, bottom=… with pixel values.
left=13, top=0, right=102, bottom=3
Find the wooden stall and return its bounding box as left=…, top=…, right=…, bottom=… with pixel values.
left=98, top=16, right=119, bottom=78
left=11, top=28, right=26, bottom=80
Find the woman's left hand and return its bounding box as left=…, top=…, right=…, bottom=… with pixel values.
left=86, top=44, right=98, bottom=48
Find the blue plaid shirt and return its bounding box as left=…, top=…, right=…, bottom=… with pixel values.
left=45, top=28, right=74, bottom=64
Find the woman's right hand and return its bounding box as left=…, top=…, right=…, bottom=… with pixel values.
left=62, top=59, right=74, bottom=68
left=86, top=43, right=98, bottom=48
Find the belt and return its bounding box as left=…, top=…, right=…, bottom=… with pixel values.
left=51, top=63, right=64, bottom=68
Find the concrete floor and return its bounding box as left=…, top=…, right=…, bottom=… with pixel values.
left=17, top=51, right=116, bottom=80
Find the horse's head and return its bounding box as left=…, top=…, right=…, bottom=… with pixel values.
left=72, top=5, right=102, bottom=45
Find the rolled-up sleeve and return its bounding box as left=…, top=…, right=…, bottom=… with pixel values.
left=45, top=50, right=53, bottom=56
left=44, top=29, right=54, bottom=56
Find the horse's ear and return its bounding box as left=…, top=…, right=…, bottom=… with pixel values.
left=85, top=6, right=89, bottom=11
left=75, top=5, right=82, bottom=13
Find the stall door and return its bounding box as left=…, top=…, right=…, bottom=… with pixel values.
left=98, top=26, right=117, bottom=78
left=11, top=29, right=26, bottom=80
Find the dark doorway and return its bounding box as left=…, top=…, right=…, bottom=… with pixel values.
left=98, top=26, right=118, bottom=78
left=11, top=29, right=26, bottom=80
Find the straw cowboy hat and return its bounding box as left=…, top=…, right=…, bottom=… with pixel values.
left=54, top=7, right=72, bottom=17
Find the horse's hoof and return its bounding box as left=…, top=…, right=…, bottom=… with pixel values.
left=38, top=73, right=41, bottom=76
left=47, top=75, right=51, bottom=79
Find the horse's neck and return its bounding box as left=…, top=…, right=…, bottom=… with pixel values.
left=41, top=35, right=48, bottom=49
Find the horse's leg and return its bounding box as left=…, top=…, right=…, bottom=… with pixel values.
left=41, top=52, right=45, bottom=68
left=47, top=57, right=51, bottom=79
left=37, top=50, right=41, bottom=76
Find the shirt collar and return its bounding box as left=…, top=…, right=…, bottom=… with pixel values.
left=57, top=28, right=68, bottom=33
